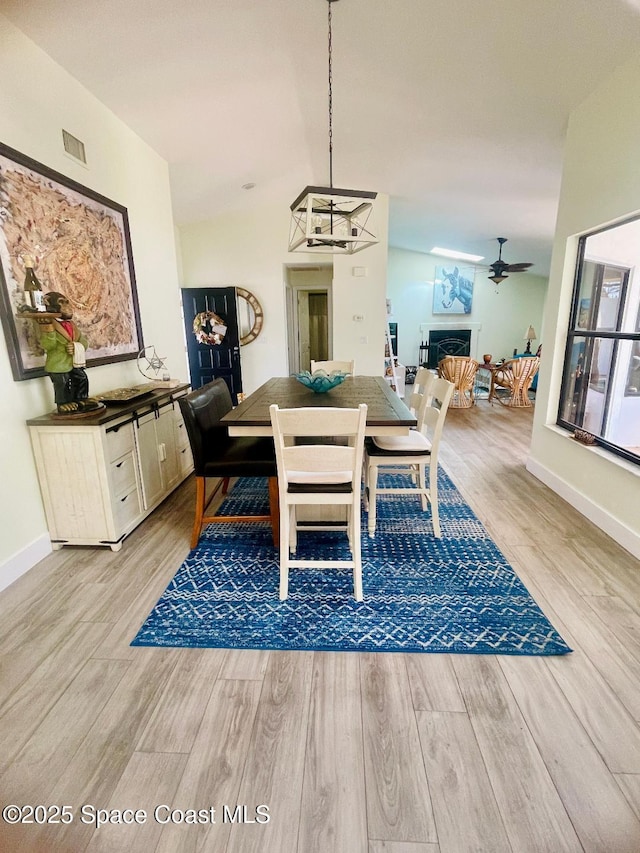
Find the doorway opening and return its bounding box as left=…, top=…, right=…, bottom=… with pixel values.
left=285, top=265, right=333, bottom=373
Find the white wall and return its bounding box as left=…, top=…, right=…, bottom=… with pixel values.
left=387, top=247, right=548, bottom=367
left=0, top=16, right=185, bottom=582
left=528, top=54, right=640, bottom=557
left=177, top=195, right=389, bottom=393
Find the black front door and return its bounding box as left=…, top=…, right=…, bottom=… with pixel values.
left=181, top=287, right=243, bottom=402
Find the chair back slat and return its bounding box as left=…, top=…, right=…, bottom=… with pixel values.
left=418, top=377, right=454, bottom=452
left=408, top=367, right=436, bottom=415
left=310, top=359, right=354, bottom=374
left=272, top=406, right=363, bottom=436
left=270, top=404, right=367, bottom=489
left=284, top=446, right=356, bottom=484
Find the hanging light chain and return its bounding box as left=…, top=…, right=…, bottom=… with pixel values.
left=327, top=0, right=334, bottom=188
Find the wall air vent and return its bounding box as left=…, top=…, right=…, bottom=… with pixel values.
left=62, top=129, right=87, bottom=164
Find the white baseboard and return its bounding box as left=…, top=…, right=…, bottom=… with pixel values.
left=526, top=456, right=640, bottom=561
left=0, top=534, right=52, bottom=593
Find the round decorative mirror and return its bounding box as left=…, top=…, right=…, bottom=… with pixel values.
left=236, top=287, right=264, bottom=345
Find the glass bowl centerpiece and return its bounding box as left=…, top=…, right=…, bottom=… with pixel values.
left=293, top=369, right=349, bottom=393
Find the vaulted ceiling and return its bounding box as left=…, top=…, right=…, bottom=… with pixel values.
left=2, top=0, right=640, bottom=274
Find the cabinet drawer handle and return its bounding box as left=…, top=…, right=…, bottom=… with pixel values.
left=120, top=495, right=129, bottom=503
left=116, top=461, right=124, bottom=468
left=106, top=417, right=134, bottom=433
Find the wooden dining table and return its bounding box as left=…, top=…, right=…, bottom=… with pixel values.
left=221, top=375, right=417, bottom=436
left=221, top=375, right=416, bottom=543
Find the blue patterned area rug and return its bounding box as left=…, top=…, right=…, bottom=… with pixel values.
left=132, top=472, right=571, bottom=655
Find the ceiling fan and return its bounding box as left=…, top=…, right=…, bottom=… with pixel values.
left=488, top=237, right=533, bottom=284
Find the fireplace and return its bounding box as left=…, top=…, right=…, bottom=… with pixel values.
left=424, top=329, right=471, bottom=368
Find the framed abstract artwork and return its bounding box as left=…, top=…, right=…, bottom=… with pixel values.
left=0, top=142, right=143, bottom=381
left=432, top=265, right=475, bottom=315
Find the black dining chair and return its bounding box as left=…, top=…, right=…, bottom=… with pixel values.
left=178, top=378, right=279, bottom=549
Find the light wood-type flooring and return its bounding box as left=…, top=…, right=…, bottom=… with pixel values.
left=2, top=399, right=640, bottom=852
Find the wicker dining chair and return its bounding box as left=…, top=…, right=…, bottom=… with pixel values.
left=490, top=356, right=540, bottom=407
left=437, top=355, right=479, bottom=408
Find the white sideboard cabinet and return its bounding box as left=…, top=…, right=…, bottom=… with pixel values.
left=28, top=384, right=193, bottom=551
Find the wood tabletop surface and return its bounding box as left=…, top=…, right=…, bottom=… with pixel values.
left=221, top=376, right=416, bottom=430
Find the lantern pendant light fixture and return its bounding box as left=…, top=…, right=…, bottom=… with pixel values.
left=288, top=0, right=378, bottom=254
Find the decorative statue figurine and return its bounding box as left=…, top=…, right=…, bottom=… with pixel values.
left=35, top=291, right=101, bottom=414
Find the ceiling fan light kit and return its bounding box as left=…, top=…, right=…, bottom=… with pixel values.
left=289, top=0, right=378, bottom=255
left=487, top=237, right=533, bottom=287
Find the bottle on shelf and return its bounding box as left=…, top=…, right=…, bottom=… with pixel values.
left=22, top=254, right=46, bottom=312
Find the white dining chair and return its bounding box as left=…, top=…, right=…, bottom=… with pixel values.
left=310, top=359, right=354, bottom=374
left=269, top=403, right=367, bottom=601
left=408, top=366, right=438, bottom=409
left=364, top=373, right=454, bottom=538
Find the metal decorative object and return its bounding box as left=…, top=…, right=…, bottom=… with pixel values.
left=288, top=0, right=377, bottom=254
left=137, top=345, right=169, bottom=381
left=96, top=385, right=155, bottom=404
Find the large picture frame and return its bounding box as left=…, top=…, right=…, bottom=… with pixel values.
left=433, top=265, right=475, bottom=315
left=0, top=142, right=143, bottom=381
